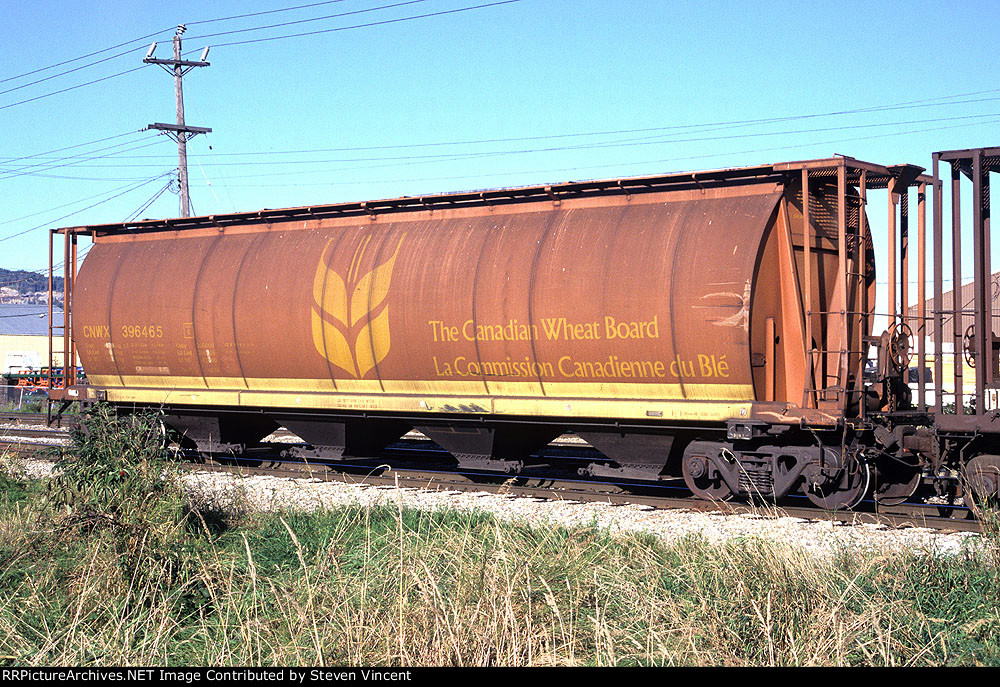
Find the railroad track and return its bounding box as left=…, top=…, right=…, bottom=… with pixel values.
left=0, top=435, right=70, bottom=451
left=179, top=446, right=984, bottom=535
left=0, top=423, right=983, bottom=534
left=0, top=412, right=72, bottom=451
left=1, top=426, right=71, bottom=439
left=0, top=411, right=57, bottom=426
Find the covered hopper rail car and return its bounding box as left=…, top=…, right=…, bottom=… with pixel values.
left=47, top=147, right=1000, bottom=512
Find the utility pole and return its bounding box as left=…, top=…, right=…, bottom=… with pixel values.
left=143, top=25, right=211, bottom=218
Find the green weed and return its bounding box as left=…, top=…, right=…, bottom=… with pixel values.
left=0, top=408, right=997, bottom=666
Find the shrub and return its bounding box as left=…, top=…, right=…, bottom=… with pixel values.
left=48, top=403, right=176, bottom=527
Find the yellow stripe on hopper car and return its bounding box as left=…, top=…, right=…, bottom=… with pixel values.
left=95, top=378, right=755, bottom=423
left=100, top=375, right=753, bottom=401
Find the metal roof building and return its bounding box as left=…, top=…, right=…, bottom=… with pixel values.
left=0, top=304, right=63, bottom=336
left=906, top=271, right=1000, bottom=347
left=1, top=304, right=68, bottom=377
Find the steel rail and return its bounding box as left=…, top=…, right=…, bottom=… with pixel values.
left=0, top=432, right=985, bottom=534
left=0, top=412, right=57, bottom=425
left=178, top=451, right=983, bottom=535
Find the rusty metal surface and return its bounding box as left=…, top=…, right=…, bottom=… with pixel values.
left=762, top=175, right=875, bottom=412
left=60, top=155, right=926, bottom=423
left=63, top=163, right=790, bottom=236
left=73, top=185, right=785, bottom=406
left=56, top=155, right=930, bottom=241
left=932, top=147, right=999, bottom=416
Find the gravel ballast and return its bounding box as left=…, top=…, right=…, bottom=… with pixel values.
left=179, top=466, right=986, bottom=559
left=9, top=456, right=989, bottom=559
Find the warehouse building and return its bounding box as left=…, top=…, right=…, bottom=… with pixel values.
left=905, top=270, right=1000, bottom=408
left=0, top=303, right=67, bottom=372
left=0, top=304, right=70, bottom=407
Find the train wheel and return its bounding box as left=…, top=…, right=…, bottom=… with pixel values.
left=805, top=459, right=872, bottom=510
left=964, top=454, right=1000, bottom=510
left=873, top=458, right=922, bottom=507
left=682, top=451, right=733, bottom=501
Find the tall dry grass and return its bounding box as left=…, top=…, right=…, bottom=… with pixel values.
left=1, top=487, right=998, bottom=666
left=1, top=404, right=998, bottom=665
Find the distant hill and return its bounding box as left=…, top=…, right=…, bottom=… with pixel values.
left=0, top=268, right=64, bottom=303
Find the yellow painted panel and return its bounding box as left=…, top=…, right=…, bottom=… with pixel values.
left=492, top=397, right=751, bottom=421
left=107, top=388, right=242, bottom=406
left=204, top=376, right=252, bottom=390
left=120, top=375, right=208, bottom=388
left=541, top=381, right=753, bottom=400
left=100, top=375, right=753, bottom=401
left=86, top=374, right=120, bottom=386
left=101, top=384, right=752, bottom=423
left=485, top=380, right=545, bottom=396
left=238, top=391, right=493, bottom=414
left=242, top=376, right=335, bottom=392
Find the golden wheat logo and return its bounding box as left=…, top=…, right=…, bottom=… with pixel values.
left=311, top=234, right=404, bottom=378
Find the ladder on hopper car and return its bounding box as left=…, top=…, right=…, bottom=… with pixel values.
left=795, top=147, right=1000, bottom=424
left=45, top=227, right=79, bottom=424
left=931, top=147, right=999, bottom=419
left=773, top=157, right=931, bottom=418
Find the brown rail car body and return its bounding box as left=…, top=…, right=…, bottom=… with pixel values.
left=73, top=183, right=855, bottom=415
left=50, top=152, right=1000, bottom=510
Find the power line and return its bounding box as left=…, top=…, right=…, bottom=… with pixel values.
left=0, top=178, right=172, bottom=227
left=42, top=111, right=1000, bottom=176
left=190, top=0, right=430, bottom=41
left=0, top=172, right=173, bottom=244
left=600, top=118, right=1000, bottom=176
left=187, top=0, right=349, bottom=25
left=0, top=45, right=155, bottom=97
left=0, top=64, right=150, bottom=112
left=33, top=111, right=998, bottom=172
left=198, top=132, right=237, bottom=212
left=0, top=0, right=987, bottom=140
left=16, top=93, right=1000, bottom=165
left=174, top=107, right=1000, bottom=163
left=204, top=115, right=1000, bottom=185
left=0, top=131, right=144, bottom=165
left=0, top=138, right=169, bottom=180
left=21, top=243, right=95, bottom=279
left=0, top=30, right=166, bottom=85
left=0, top=136, right=164, bottom=176
left=0, top=1, right=517, bottom=113
left=0, top=0, right=351, bottom=85
left=210, top=1, right=522, bottom=47
left=0, top=3, right=405, bottom=98
left=4, top=171, right=170, bottom=182
left=122, top=180, right=176, bottom=222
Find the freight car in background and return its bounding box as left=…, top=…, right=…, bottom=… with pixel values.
left=47, top=147, right=1000, bottom=513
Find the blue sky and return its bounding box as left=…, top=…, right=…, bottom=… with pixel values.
left=1, top=0, right=997, bottom=277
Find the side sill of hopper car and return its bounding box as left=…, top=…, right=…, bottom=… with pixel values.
left=91, top=375, right=754, bottom=400
left=94, top=385, right=765, bottom=423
